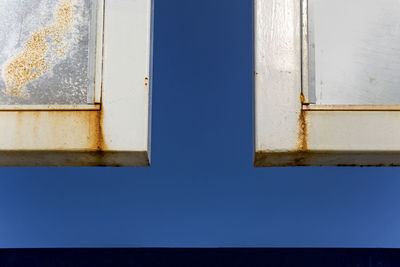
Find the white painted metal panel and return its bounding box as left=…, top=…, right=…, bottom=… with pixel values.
left=254, top=0, right=302, bottom=154
left=309, top=0, right=400, bottom=105
left=101, top=0, right=152, bottom=153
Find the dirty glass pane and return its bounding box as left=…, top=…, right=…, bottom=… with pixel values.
left=0, top=0, right=97, bottom=105
left=309, top=0, right=400, bottom=105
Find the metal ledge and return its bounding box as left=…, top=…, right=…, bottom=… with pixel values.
left=254, top=151, right=400, bottom=167
left=303, top=104, right=400, bottom=111
left=0, top=150, right=150, bottom=167
left=0, top=104, right=101, bottom=111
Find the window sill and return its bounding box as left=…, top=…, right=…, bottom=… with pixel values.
left=303, top=105, right=400, bottom=112
left=0, top=104, right=101, bottom=111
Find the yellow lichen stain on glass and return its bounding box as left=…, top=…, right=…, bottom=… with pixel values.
left=2, top=0, right=74, bottom=98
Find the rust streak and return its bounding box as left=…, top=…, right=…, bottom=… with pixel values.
left=96, top=108, right=105, bottom=151
left=87, top=107, right=105, bottom=153
left=92, top=106, right=109, bottom=166
left=9, top=108, right=110, bottom=166
left=297, top=93, right=308, bottom=152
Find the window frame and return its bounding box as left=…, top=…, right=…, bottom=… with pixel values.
left=254, top=0, right=400, bottom=166
left=0, top=0, right=153, bottom=166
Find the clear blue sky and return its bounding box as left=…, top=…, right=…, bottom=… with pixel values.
left=1, top=0, right=400, bottom=248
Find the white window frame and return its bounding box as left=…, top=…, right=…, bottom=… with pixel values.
left=0, top=0, right=153, bottom=166
left=254, top=0, right=400, bottom=166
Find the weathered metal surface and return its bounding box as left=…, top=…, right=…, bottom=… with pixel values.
left=0, top=0, right=99, bottom=105
left=0, top=151, right=150, bottom=167
left=94, top=0, right=104, bottom=104
left=254, top=0, right=302, bottom=155
left=255, top=108, right=400, bottom=166
left=254, top=0, right=400, bottom=167
left=301, top=0, right=316, bottom=104
left=0, top=110, right=100, bottom=150
left=0, top=108, right=149, bottom=167
left=0, top=104, right=100, bottom=110
left=0, top=0, right=152, bottom=167
left=308, top=0, right=400, bottom=105
left=303, top=105, right=400, bottom=111
left=101, top=0, right=152, bottom=154
left=305, top=110, right=400, bottom=151
left=255, top=151, right=400, bottom=167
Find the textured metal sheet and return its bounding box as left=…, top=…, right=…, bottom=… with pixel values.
left=0, top=0, right=97, bottom=105
left=309, top=0, right=400, bottom=105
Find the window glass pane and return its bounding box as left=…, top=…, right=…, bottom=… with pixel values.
left=0, top=0, right=97, bottom=105
left=309, top=0, right=400, bottom=105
